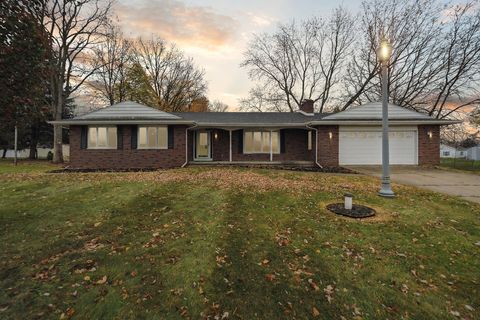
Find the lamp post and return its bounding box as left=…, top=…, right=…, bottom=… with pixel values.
left=378, top=38, right=395, bottom=198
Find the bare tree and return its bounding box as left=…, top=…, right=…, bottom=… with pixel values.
left=343, top=0, right=480, bottom=118
left=38, top=0, right=112, bottom=162
left=241, top=7, right=355, bottom=112
left=90, top=24, right=132, bottom=105
left=208, top=100, right=229, bottom=112
left=134, top=36, right=208, bottom=112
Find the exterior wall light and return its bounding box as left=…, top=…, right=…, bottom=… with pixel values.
left=427, top=131, right=433, bottom=139
left=214, top=132, right=218, bottom=140
left=344, top=193, right=353, bottom=210
left=329, top=132, right=333, bottom=140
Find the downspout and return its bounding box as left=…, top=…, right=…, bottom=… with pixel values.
left=306, top=123, right=323, bottom=169
left=181, top=123, right=198, bottom=167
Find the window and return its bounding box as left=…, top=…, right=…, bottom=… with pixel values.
left=307, top=131, right=313, bottom=150
left=88, top=126, right=117, bottom=149
left=443, top=151, right=450, bottom=156
left=244, top=131, right=280, bottom=154
left=138, top=126, right=168, bottom=149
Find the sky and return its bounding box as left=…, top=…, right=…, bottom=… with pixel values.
left=113, top=0, right=363, bottom=110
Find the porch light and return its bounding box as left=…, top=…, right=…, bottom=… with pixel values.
left=344, top=193, right=353, bottom=210
left=427, top=131, right=433, bottom=139
left=214, top=132, right=218, bottom=140
left=329, top=132, right=333, bottom=140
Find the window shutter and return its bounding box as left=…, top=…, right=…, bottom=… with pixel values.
left=80, top=126, right=88, bottom=149
left=168, top=126, right=174, bottom=149
left=280, top=129, right=286, bottom=153
left=131, top=125, right=138, bottom=149
left=238, top=130, right=243, bottom=153
left=117, top=126, right=123, bottom=150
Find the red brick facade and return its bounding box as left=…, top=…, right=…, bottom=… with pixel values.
left=70, top=125, right=188, bottom=169
left=69, top=124, right=440, bottom=169
left=316, top=126, right=339, bottom=167
left=418, top=125, right=440, bottom=165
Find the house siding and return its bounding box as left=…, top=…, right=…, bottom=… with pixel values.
left=70, top=125, right=187, bottom=169
left=418, top=125, right=440, bottom=165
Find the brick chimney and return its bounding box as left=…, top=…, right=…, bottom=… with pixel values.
left=299, top=99, right=314, bottom=114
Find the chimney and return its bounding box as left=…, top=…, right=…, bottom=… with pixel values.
left=299, top=99, right=314, bottom=114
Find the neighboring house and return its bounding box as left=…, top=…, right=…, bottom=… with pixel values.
left=440, top=144, right=466, bottom=158
left=466, top=145, right=480, bottom=160
left=49, top=100, right=459, bottom=169
left=4, top=145, right=70, bottom=160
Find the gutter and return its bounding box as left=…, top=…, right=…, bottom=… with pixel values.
left=181, top=123, right=198, bottom=168
left=305, top=123, right=323, bottom=169
left=309, top=119, right=461, bottom=126
left=47, top=120, right=196, bottom=125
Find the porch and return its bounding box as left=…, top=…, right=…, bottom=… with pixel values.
left=186, top=128, right=317, bottom=166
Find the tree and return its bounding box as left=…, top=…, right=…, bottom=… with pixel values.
left=90, top=24, right=132, bottom=105
left=0, top=0, right=51, bottom=159
left=208, top=100, right=229, bottom=112
left=134, top=36, right=208, bottom=111
left=39, top=0, right=113, bottom=163
left=241, top=7, right=355, bottom=112
left=123, top=62, right=158, bottom=107
left=342, top=0, right=480, bottom=118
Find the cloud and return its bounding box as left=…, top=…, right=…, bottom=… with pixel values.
left=245, top=12, right=276, bottom=27
left=115, top=0, right=239, bottom=49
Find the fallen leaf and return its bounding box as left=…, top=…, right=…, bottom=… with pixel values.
left=96, top=275, right=107, bottom=284
left=265, top=274, right=276, bottom=281
left=312, top=307, right=320, bottom=317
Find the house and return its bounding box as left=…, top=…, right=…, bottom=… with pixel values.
left=466, top=145, right=480, bottom=160
left=49, top=100, right=459, bottom=169
left=440, top=144, right=466, bottom=158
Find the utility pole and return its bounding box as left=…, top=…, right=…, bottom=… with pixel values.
left=14, top=125, right=18, bottom=166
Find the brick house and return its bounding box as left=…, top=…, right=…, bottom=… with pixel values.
left=50, top=100, right=458, bottom=169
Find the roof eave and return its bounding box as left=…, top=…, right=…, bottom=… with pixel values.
left=48, top=120, right=196, bottom=125
left=308, top=119, right=461, bottom=125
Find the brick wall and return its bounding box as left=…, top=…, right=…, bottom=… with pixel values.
left=70, top=125, right=187, bottom=169
left=418, top=125, right=440, bottom=165
left=316, top=126, right=339, bottom=167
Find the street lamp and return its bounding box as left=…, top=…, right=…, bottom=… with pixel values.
left=378, top=38, right=395, bottom=198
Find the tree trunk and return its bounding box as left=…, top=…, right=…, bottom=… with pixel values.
left=29, top=124, right=39, bottom=159
left=2, top=149, right=6, bottom=158
left=52, top=83, right=64, bottom=163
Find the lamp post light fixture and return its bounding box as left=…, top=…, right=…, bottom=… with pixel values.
left=378, top=38, right=395, bottom=198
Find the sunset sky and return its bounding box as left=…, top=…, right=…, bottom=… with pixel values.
left=113, top=0, right=362, bottom=109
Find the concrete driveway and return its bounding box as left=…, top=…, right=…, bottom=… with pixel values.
left=347, top=166, right=480, bottom=203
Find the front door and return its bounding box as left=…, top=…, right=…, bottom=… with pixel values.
left=195, top=131, right=211, bottom=161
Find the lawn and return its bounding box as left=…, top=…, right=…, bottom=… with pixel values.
left=0, top=162, right=479, bottom=319
left=440, top=158, right=480, bottom=174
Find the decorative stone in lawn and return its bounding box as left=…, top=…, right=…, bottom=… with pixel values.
left=326, top=203, right=375, bottom=218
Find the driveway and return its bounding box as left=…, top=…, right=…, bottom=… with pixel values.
left=347, top=166, right=480, bottom=203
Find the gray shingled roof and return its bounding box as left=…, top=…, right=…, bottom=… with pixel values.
left=171, top=112, right=327, bottom=125
left=322, top=102, right=433, bottom=120
left=75, top=101, right=182, bottom=120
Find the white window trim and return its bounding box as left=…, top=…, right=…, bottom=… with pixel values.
left=87, top=126, right=117, bottom=149
left=243, top=130, right=280, bottom=154
left=137, top=126, right=168, bottom=150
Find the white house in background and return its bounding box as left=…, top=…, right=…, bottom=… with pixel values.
left=4, top=145, right=70, bottom=160
left=466, top=145, right=480, bottom=160
left=440, top=143, right=466, bottom=158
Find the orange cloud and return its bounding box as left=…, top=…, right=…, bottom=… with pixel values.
left=115, top=0, right=239, bottom=49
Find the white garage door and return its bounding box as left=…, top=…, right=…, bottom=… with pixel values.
left=339, top=126, right=418, bottom=165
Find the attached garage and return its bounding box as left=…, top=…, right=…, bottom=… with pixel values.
left=339, top=126, right=418, bottom=165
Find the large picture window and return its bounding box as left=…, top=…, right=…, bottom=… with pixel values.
left=244, top=131, right=280, bottom=154
left=138, top=126, right=168, bottom=149
left=88, top=126, right=117, bottom=149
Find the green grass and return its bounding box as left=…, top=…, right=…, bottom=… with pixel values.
left=0, top=159, right=58, bottom=174
left=0, top=162, right=479, bottom=319
left=440, top=158, right=480, bottom=173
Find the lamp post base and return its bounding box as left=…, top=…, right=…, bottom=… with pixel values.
left=379, top=177, right=395, bottom=198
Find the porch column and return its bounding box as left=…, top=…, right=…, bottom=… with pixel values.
left=270, top=130, right=273, bottom=162
left=229, top=130, right=232, bottom=162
